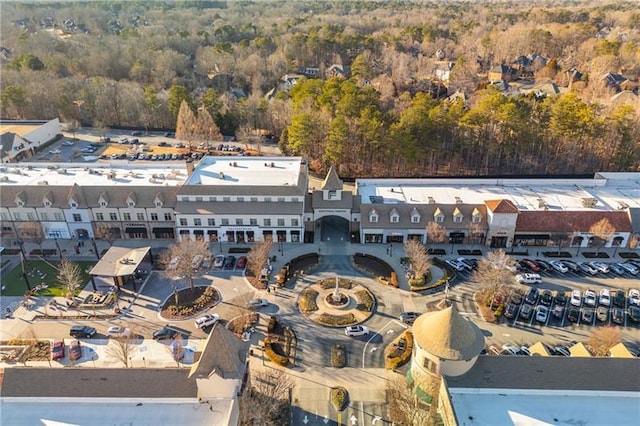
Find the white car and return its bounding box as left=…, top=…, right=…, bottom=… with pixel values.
left=345, top=325, right=369, bottom=337
left=535, top=306, right=549, bottom=323
left=501, top=344, right=521, bottom=355
left=49, top=149, right=62, bottom=154
left=62, top=140, right=74, bottom=146
left=583, top=289, right=597, bottom=307
left=618, top=262, right=639, bottom=275
left=194, top=314, right=220, bottom=329
left=246, top=298, right=268, bottom=309
left=629, top=289, right=640, bottom=307
left=515, top=273, right=542, bottom=284
left=549, top=260, right=568, bottom=273
left=107, top=326, right=131, bottom=338
left=577, top=262, right=598, bottom=275
left=589, top=261, right=610, bottom=274
left=213, top=255, right=225, bottom=268
left=445, top=259, right=466, bottom=272
left=599, top=289, right=611, bottom=306
left=570, top=290, right=582, bottom=307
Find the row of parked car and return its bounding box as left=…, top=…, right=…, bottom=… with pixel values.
left=515, top=258, right=640, bottom=276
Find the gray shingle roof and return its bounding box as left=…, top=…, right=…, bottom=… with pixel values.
left=311, top=191, right=354, bottom=209
left=321, top=166, right=343, bottom=191
left=174, top=201, right=304, bottom=215
left=0, top=368, right=197, bottom=398
left=361, top=203, right=488, bottom=229
left=189, top=323, right=249, bottom=380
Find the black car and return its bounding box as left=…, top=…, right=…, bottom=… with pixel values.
left=567, top=307, right=580, bottom=322
left=153, top=327, right=177, bottom=340
left=131, top=130, right=143, bottom=136
left=629, top=307, right=640, bottom=323
left=540, top=290, right=553, bottom=306
left=554, top=292, right=567, bottom=306
left=612, top=308, right=625, bottom=325
left=613, top=290, right=626, bottom=308
left=535, top=259, right=552, bottom=271
left=224, top=255, right=236, bottom=268
left=504, top=303, right=518, bottom=319
left=69, top=325, right=97, bottom=338
left=164, top=132, right=174, bottom=137
left=525, top=288, right=538, bottom=305
left=519, top=304, right=533, bottom=320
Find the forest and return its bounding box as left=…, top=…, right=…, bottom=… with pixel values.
left=1, top=0, right=639, bottom=177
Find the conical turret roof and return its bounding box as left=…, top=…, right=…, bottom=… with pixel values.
left=412, top=305, right=485, bottom=361
left=321, top=166, right=342, bottom=191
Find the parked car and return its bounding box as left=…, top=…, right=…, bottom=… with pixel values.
left=551, top=305, right=564, bottom=319
left=515, top=273, right=542, bottom=284
left=195, top=314, right=220, bottom=329
left=70, top=325, right=97, bottom=338
left=581, top=308, right=594, bottom=323
left=345, top=325, right=369, bottom=337
left=561, top=260, right=580, bottom=272
left=525, top=288, right=538, bottom=305
left=535, top=306, right=549, bottom=323
left=567, top=307, right=580, bottom=322
left=613, top=290, right=626, bottom=308
left=570, top=290, right=582, bottom=307
left=107, top=326, right=131, bottom=338
left=612, top=308, right=625, bottom=325
left=629, top=307, right=640, bottom=323
left=445, top=259, right=466, bottom=272
left=577, top=262, right=598, bottom=275
left=554, top=345, right=571, bottom=357
left=520, top=259, right=540, bottom=272
left=519, top=304, right=533, bottom=320
left=131, top=130, right=143, bottom=136
left=247, top=298, right=268, bottom=309
left=596, top=306, right=608, bottom=322
left=554, top=292, right=567, bottom=306
left=51, top=340, right=65, bottom=360
left=628, top=289, right=640, bottom=307
left=549, top=260, right=568, bottom=273
left=213, top=255, right=225, bottom=268
left=455, top=258, right=474, bottom=271
left=535, top=259, right=552, bottom=271
left=599, top=289, right=611, bottom=307
left=520, top=344, right=531, bottom=356
left=62, top=140, right=75, bottom=146
left=152, top=327, right=178, bottom=340
left=589, top=261, right=610, bottom=274
left=509, top=290, right=523, bottom=305
left=608, top=263, right=625, bottom=275
left=540, top=290, right=553, bottom=306
left=504, top=303, right=518, bottom=319
left=618, top=262, right=639, bottom=275
left=501, top=344, right=522, bottom=355
left=399, top=312, right=421, bottom=324
left=583, top=289, right=597, bottom=307
left=487, top=344, right=502, bottom=355
left=224, top=255, right=236, bottom=268
left=201, top=257, right=211, bottom=269
left=69, top=340, right=82, bottom=361
left=236, top=256, right=247, bottom=269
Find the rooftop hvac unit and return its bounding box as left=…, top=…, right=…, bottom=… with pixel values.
left=455, top=196, right=463, bottom=204
left=57, top=168, right=67, bottom=174
left=37, top=180, right=48, bottom=185
left=107, top=172, right=116, bottom=180
left=0, top=176, right=9, bottom=182
left=581, top=197, right=598, bottom=208
left=427, top=197, right=436, bottom=204
left=219, top=172, right=225, bottom=179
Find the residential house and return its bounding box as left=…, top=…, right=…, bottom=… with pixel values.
left=487, top=64, right=517, bottom=82
left=326, top=64, right=350, bottom=79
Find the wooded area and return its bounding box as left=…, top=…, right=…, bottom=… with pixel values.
left=1, top=0, right=639, bottom=176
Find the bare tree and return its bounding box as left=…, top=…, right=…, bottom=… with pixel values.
left=160, top=238, right=211, bottom=293
left=404, top=239, right=431, bottom=280
left=21, top=222, right=44, bottom=252
left=473, top=250, right=517, bottom=308
left=105, top=327, right=137, bottom=367
left=175, top=100, right=196, bottom=141
left=239, top=367, right=294, bottom=426
left=589, top=218, right=616, bottom=254
left=94, top=225, right=121, bottom=247
left=56, top=259, right=84, bottom=299
left=426, top=221, right=446, bottom=247
left=247, top=239, right=273, bottom=280
left=587, top=326, right=621, bottom=356
left=386, top=374, right=438, bottom=425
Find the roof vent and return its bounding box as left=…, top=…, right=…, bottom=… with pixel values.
left=219, top=172, right=225, bottom=179
left=0, top=176, right=9, bottom=182
left=37, top=180, right=48, bottom=185
left=537, top=198, right=547, bottom=209
left=581, top=197, right=598, bottom=208
left=618, top=201, right=629, bottom=210
left=455, top=196, right=463, bottom=204
left=271, top=162, right=275, bottom=168
left=427, top=196, right=436, bottom=204
left=233, top=162, right=238, bottom=167
left=57, top=168, right=67, bottom=174
left=107, top=172, right=116, bottom=180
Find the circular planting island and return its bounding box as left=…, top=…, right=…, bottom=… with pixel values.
left=160, top=286, right=222, bottom=320
left=297, top=277, right=376, bottom=327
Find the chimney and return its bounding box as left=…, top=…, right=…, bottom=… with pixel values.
left=185, top=160, right=194, bottom=176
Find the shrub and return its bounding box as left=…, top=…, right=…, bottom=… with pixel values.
left=385, top=331, right=414, bottom=370
left=264, top=339, right=290, bottom=366
left=267, top=315, right=277, bottom=333
left=355, top=290, right=374, bottom=312
left=390, top=272, right=398, bottom=288
left=494, top=304, right=505, bottom=318
left=318, top=313, right=356, bottom=326
left=320, top=278, right=353, bottom=290
left=331, top=344, right=346, bottom=368
left=408, top=277, right=425, bottom=287
left=331, top=387, right=349, bottom=411
left=299, top=288, right=319, bottom=312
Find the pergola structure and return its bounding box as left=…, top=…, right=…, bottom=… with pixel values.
left=89, top=246, right=151, bottom=291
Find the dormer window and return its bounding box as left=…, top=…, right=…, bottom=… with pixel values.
left=126, top=193, right=136, bottom=208
left=100, top=201, right=107, bottom=207
left=70, top=201, right=78, bottom=208
left=472, top=207, right=482, bottom=223
left=453, top=207, right=463, bottom=223
left=390, top=208, right=400, bottom=223
left=434, top=208, right=444, bottom=223
left=155, top=200, right=162, bottom=207
left=411, top=208, right=420, bottom=224
left=44, top=200, right=52, bottom=207
left=17, top=200, right=25, bottom=207
left=369, top=208, right=379, bottom=223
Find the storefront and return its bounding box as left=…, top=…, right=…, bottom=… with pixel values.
left=513, top=234, right=550, bottom=246
left=448, top=232, right=465, bottom=245
left=364, top=233, right=383, bottom=243
left=124, top=224, right=148, bottom=239
left=152, top=227, right=175, bottom=239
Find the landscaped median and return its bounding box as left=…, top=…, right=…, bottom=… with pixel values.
left=385, top=330, right=413, bottom=371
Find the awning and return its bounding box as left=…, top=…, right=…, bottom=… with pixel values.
left=515, top=234, right=550, bottom=240
left=125, top=227, right=147, bottom=234
left=153, top=227, right=174, bottom=234
left=449, top=232, right=465, bottom=238
left=193, top=230, right=204, bottom=235
left=207, top=230, right=218, bottom=235
left=89, top=246, right=151, bottom=277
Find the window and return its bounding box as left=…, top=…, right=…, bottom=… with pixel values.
left=453, top=215, right=463, bottom=223
left=221, top=218, right=229, bottom=226
left=209, top=196, right=216, bottom=202
left=137, top=213, right=144, bottom=221
left=435, top=215, right=444, bottom=223
left=195, top=196, right=203, bottom=202
left=292, top=218, right=299, bottom=227
left=370, top=214, right=378, bottom=223
left=278, top=197, right=285, bottom=202
left=207, top=218, right=216, bottom=226
left=328, top=190, right=337, bottom=199
left=223, top=197, right=231, bottom=202
left=164, top=213, right=172, bottom=221
left=54, top=213, right=63, bottom=221
left=44, top=200, right=51, bottom=207
left=194, top=218, right=202, bottom=226
left=70, top=201, right=77, bottom=208
left=40, top=212, right=48, bottom=220
left=411, top=213, right=420, bottom=223
left=100, top=201, right=107, bottom=207
left=96, top=213, right=104, bottom=221
left=73, top=213, right=82, bottom=222
left=292, top=197, right=299, bottom=203
left=27, top=212, right=36, bottom=220
left=123, top=213, right=131, bottom=221
left=235, top=218, right=243, bottom=226
left=179, top=218, right=188, bottom=226
left=264, top=197, right=271, bottom=202
left=0, top=212, right=8, bottom=220
left=154, top=200, right=162, bottom=207
left=127, top=201, right=135, bottom=207
left=472, top=214, right=482, bottom=223
left=237, top=197, right=244, bottom=202
left=250, top=197, right=258, bottom=202
left=249, top=218, right=257, bottom=226
left=264, top=218, right=271, bottom=226
left=110, top=212, right=118, bottom=221
left=390, top=214, right=399, bottom=223
left=277, top=219, right=285, bottom=227
left=150, top=213, right=158, bottom=221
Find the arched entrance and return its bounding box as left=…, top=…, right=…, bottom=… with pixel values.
left=318, top=216, right=350, bottom=243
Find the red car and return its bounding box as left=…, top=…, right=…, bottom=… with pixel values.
left=236, top=256, right=247, bottom=269
left=69, top=340, right=82, bottom=361
left=51, top=340, right=65, bottom=360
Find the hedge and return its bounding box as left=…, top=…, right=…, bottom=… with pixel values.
left=318, top=313, right=356, bottom=326
left=299, top=288, right=319, bottom=313
left=264, top=338, right=290, bottom=366
left=331, top=344, right=346, bottom=368
left=331, top=387, right=349, bottom=411
left=386, top=331, right=414, bottom=370
left=355, top=290, right=375, bottom=312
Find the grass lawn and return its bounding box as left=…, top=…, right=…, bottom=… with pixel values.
left=1, top=259, right=96, bottom=297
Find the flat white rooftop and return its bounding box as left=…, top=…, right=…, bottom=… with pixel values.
left=357, top=174, right=640, bottom=211
left=185, top=156, right=302, bottom=186
left=449, top=389, right=640, bottom=426
left=0, top=163, right=188, bottom=187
